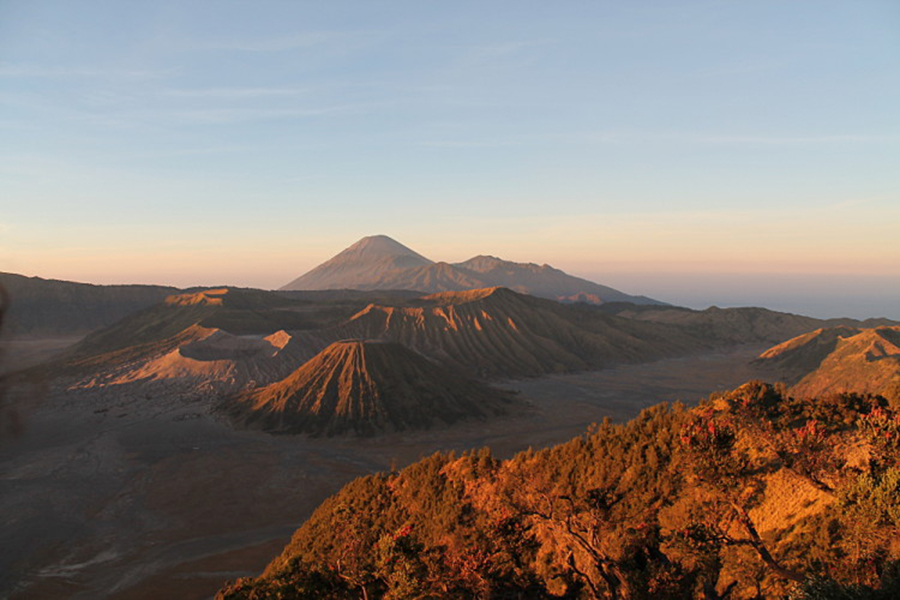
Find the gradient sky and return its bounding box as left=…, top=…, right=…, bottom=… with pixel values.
left=1, top=1, right=898, bottom=318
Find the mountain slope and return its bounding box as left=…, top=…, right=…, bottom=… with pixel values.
left=330, top=287, right=700, bottom=378
left=453, top=255, right=660, bottom=304
left=280, top=235, right=661, bottom=305
left=757, top=325, right=900, bottom=401
left=226, top=339, right=514, bottom=435
left=281, top=235, right=433, bottom=291
left=602, top=303, right=840, bottom=345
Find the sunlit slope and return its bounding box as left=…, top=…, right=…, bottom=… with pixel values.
left=219, top=382, right=900, bottom=599
left=758, top=326, right=900, bottom=402
left=226, top=339, right=515, bottom=435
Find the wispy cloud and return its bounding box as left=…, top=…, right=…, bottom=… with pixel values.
left=467, top=40, right=545, bottom=60
left=202, top=31, right=338, bottom=52
left=0, top=62, right=171, bottom=81
left=161, top=86, right=312, bottom=99
left=168, top=104, right=363, bottom=123
left=81, top=103, right=373, bottom=127
left=693, top=134, right=898, bottom=145
left=574, top=131, right=898, bottom=146
left=826, top=195, right=896, bottom=211
left=190, top=30, right=386, bottom=53
left=446, top=39, right=551, bottom=73
left=416, top=139, right=520, bottom=149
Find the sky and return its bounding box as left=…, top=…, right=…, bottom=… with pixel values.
left=1, top=1, right=898, bottom=319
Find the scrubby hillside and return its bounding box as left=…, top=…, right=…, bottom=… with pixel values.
left=219, top=382, right=900, bottom=599
left=226, top=339, right=515, bottom=436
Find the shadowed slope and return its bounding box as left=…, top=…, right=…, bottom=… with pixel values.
left=0, top=271, right=178, bottom=337
left=227, top=340, right=514, bottom=436
left=603, top=304, right=837, bottom=345
left=757, top=326, right=900, bottom=402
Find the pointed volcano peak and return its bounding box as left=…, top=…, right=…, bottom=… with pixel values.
left=280, top=235, right=433, bottom=291
left=339, top=235, right=431, bottom=262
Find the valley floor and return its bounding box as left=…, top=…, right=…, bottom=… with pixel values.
left=0, top=335, right=84, bottom=376
left=1, top=344, right=769, bottom=599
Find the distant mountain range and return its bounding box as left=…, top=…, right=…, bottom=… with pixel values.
left=47, top=281, right=896, bottom=406
left=0, top=272, right=177, bottom=336
left=280, top=235, right=663, bottom=305
left=598, top=302, right=898, bottom=345
left=7, top=238, right=900, bottom=438
left=55, top=287, right=693, bottom=396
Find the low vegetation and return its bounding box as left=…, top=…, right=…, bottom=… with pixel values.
left=218, top=382, right=900, bottom=599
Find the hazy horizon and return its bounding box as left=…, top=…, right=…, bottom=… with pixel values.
left=2, top=1, right=898, bottom=320
left=6, top=232, right=899, bottom=321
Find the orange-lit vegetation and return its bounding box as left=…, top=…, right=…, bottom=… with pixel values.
left=218, top=383, right=900, bottom=599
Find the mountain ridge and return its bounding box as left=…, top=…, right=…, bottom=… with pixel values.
left=0, top=271, right=179, bottom=336
left=280, top=235, right=663, bottom=305
left=757, top=325, right=900, bottom=402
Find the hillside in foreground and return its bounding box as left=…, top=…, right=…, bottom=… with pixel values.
left=219, top=382, right=900, bottom=599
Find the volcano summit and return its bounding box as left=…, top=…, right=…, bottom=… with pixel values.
left=281, top=235, right=662, bottom=306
